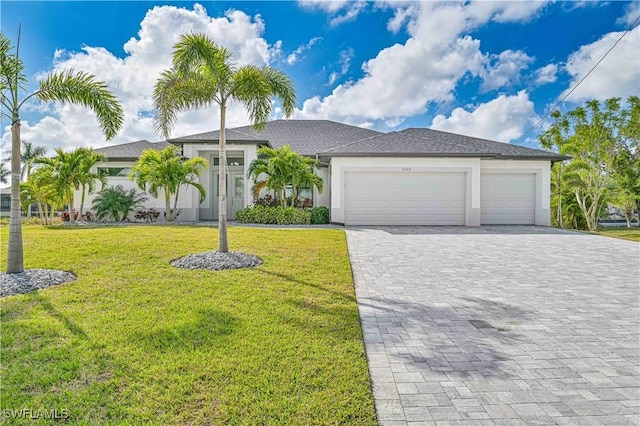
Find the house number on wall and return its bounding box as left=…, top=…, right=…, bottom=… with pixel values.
left=402, top=167, right=411, bottom=172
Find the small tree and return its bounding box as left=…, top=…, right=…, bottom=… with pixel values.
left=129, top=145, right=207, bottom=221
left=92, top=185, right=147, bottom=222
left=0, top=161, right=8, bottom=184
left=247, top=145, right=323, bottom=207
left=76, top=148, right=106, bottom=215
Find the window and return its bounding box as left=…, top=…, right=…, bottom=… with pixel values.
left=98, top=167, right=130, bottom=177
left=213, top=158, right=244, bottom=166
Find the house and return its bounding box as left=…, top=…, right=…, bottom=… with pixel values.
left=80, top=119, right=567, bottom=226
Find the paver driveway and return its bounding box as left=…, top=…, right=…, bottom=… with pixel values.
left=346, top=226, right=640, bottom=425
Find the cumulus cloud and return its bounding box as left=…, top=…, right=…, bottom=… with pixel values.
left=294, top=1, right=547, bottom=127
left=534, top=63, right=558, bottom=86
left=298, top=0, right=368, bottom=26
left=430, top=91, right=537, bottom=143
left=480, top=50, right=534, bottom=92
left=0, top=4, right=281, bottom=152
left=286, top=36, right=322, bottom=65
left=561, top=26, right=640, bottom=102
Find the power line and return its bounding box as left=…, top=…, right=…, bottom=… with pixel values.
left=516, top=14, right=640, bottom=144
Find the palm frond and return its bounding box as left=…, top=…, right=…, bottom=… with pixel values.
left=36, top=70, right=123, bottom=140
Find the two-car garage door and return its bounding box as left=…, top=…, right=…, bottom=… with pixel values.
left=344, top=172, right=466, bottom=225
left=343, top=171, right=536, bottom=225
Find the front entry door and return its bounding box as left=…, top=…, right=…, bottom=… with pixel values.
left=213, top=166, right=245, bottom=220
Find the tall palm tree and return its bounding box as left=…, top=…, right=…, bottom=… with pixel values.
left=129, top=145, right=208, bottom=221
left=1, top=31, right=123, bottom=273
left=19, top=140, right=47, bottom=180
left=153, top=32, right=296, bottom=252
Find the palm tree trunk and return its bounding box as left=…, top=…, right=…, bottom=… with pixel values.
left=7, top=118, right=24, bottom=273
left=37, top=201, right=44, bottom=224
left=172, top=185, right=180, bottom=220
left=68, top=190, right=76, bottom=223
left=165, top=189, right=173, bottom=221
left=218, top=101, right=229, bottom=253
left=79, top=183, right=86, bottom=216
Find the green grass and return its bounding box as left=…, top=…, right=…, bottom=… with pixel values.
left=597, top=227, right=640, bottom=242
left=0, top=225, right=377, bottom=425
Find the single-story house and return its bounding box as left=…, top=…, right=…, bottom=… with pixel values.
left=79, top=119, right=567, bottom=226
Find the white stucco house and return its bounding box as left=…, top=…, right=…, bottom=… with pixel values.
left=78, top=119, right=567, bottom=226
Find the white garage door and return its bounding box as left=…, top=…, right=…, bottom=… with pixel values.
left=344, top=172, right=466, bottom=225
left=481, top=173, right=535, bottom=224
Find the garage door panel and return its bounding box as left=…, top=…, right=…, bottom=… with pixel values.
left=345, top=172, right=466, bottom=225
left=481, top=173, right=535, bottom=225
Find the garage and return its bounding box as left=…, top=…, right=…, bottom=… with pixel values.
left=481, top=173, right=535, bottom=224
left=344, top=171, right=466, bottom=225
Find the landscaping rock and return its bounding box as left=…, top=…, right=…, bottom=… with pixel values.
left=171, top=251, right=263, bottom=271
left=0, top=269, right=77, bottom=297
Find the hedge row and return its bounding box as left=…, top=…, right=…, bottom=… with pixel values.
left=235, top=206, right=330, bottom=225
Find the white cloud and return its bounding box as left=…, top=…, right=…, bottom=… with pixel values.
left=616, top=1, right=640, bottom=27
left=534, top=63, right=558, bottom=86
left=295, top=2, right=547, bottom=126
left=431, top=90, right=537, bottom=143
left=298, top=0, right=368, bottom=26
left=480, top=50, right=534, bottom=92
left=561, top=26, right=640, bottom=102
left=286, top=36, right=322, bottom=65
left=327, top=48, right=354, bottom=85
left=1, top=4, right=282, bottom=152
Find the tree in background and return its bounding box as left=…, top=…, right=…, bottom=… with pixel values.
left=540, top=97, right=638, bottom=231
left=153, top=32, right=295, bottom=252
left=129, top=145, right=208, bottom=222
left=0, top=31, right=123, bottom=273
left=76, top=148, right=106, bottom=215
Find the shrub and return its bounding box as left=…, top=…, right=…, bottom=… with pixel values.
left=92, top=185, right=148, bottom=222
left=235, top=205, right=311, bottom=225
left=253, top=194, right=279, bottom=207
left=311, top=206, right=330, bottom=224
left=61, top=209, right=79, bottom=222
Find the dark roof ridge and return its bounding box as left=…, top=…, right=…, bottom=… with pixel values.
left=322, top=131, right=392, bottom=153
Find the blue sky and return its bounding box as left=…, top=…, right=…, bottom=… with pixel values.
left=1, top=1, right=639, bottom=153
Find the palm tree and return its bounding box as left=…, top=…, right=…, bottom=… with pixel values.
left=35, top=148, right=88, bottom=224
left=1, top=31, right=123, bottom=273
left=92, top=185, right=148, bottom=222
left=0, top=161, right=8, bottom=184
left=129, top=145, right=208, bottom=221
left=76, top=148, right=106, bottom=216
left=153, top=32, right=296, bottom=252
left=247, top=145, right=323, bottom=208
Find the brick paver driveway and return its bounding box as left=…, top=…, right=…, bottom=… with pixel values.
left=346, top=226, right=639, bottom=425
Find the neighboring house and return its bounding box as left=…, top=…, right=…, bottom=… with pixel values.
left=77, top=119, right=567, bottom=226
left=0, top=187, right=10, bottom=218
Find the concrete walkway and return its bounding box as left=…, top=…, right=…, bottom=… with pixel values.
left=346, top=226, right=640, bottom=425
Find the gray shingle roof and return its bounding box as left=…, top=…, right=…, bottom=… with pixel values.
left=320, top=132, right=496, bottom=156
left=169, top=119, right=382, bottom=156
left=95, top=140, right=171, bottom=160
left=400, top=128, right=566, bottom=160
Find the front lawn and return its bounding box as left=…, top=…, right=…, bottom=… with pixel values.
left=597, top=227, right=640, bottom=242
left=1, top=225, right=376, bottom=425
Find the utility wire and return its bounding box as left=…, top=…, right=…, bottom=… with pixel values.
left=516, top=14, right=640, bottom=144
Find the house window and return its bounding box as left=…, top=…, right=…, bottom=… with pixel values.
left=98, top=167, right=131, bottom=177
left=213, top=158, right=244, bottom=166
left=0, top=194, right=10, bottom=211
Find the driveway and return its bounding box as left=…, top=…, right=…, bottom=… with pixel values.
left=346, top=226, right=640, bottom=425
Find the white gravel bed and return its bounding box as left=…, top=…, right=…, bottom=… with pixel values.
left=0, top=269, right=77, bottom=298
left=171, top=251, right=263, bottom=271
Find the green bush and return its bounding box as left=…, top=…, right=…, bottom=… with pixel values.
left=311, top=206, right=330, bottom=224
left=235, top=205, right=311, bottom=225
